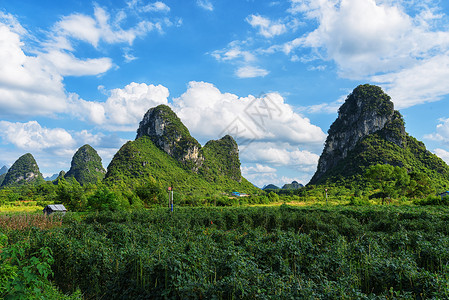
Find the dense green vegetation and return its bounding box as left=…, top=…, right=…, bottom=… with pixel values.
left=64, top=144, right=106, bottom=186
left=200, top=135, right=242, bottom=183
left=105, top=136, right=258, bottom=198
left=3, top=206, right=449, bottom=299
left=319, top=132, right=449, bottom=191
left=1, top=154, right=44, bottom=187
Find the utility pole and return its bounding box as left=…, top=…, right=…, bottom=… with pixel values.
left=168, top=186, right=173, bottom=212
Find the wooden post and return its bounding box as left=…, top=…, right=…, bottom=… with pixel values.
left=168, top=186, right=173, bottom=212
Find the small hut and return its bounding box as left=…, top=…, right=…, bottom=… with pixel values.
left=43, top=204, right=67, bottom=215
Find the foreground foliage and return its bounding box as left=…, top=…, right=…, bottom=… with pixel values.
left=2, top=206, right=449, bottom=299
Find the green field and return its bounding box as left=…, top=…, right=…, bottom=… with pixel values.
left=2, top=205, right=449, bottom=299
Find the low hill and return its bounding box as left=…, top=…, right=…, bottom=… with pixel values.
left=282, top=181, right=304, bottom=190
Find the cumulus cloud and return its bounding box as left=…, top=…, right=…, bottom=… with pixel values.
left=0, top=121, right=76, bottom=154
left=434, top=148, right=449, bottom=165
left=246, top=14, right=287, bottom=38
left=197, top=0, right=214, bottom=11
left=235, top=66, right=269, bottom=78
left=71, top=82, right=169, bottom=131
left=0, top=121, right=127, bottom=175
left=241, top=163, right=279, bottom=187
left=0, top=18, right=68, bottom=117
left=285, top=0, right=449, bottom=108
left=424, top=118, right=449, bottom=143
left=0, top=5, right=167, bottom=118
left=53, top=6, right=159, bottom=48
left=240, top=142, right=319, bottom=168
left=172, top=81, right=326, bottom=145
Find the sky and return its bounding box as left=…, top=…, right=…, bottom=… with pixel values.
left=1, top=0, right=449, bottom=188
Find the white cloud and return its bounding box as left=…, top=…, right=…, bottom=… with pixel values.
left=40, top=50, right=113, bottom=76
left=0, top=18, right=68, bottom=117
left=372, top=55, right=449, bottom=109
left=197, top=0, right=214, bottom=11
left=54, top=6, right=159, bottom=48
left=242, top=164, right=277, bottom=175
left=235, top=66, right=269, bottom=78
left=299, top=95, right=345, bottom=114
left=246, top=15, right=287, bottom=38
left=241, top=163, right=278, bottom=188
left=71, top=82, right=169, bottom=131
left=424, top=118, right=449, bottom=143
left=0, top=121, right=76, bottom=153
left=172, top=81, right=326, bottom=146
left=434, top=148, right=449, bottom=165
left=241, top=142, right=319, bottom=168
left=141, top=2, right=170, bottom=13
left=285, top=0, right=449, bottom=108
left=211, top=42, right=256, bottom=63
left=241, top=162, right=309, bottom=188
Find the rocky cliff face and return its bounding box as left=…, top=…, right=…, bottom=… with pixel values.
left=105, top=105, right=250, bottom=192
left=1, top=153, right=44, bottom=187
left=309, top=84, right=407, bottom=185
left=136, top=105, right=204, bottom=171
left=65, top=144, right=106, bottom=185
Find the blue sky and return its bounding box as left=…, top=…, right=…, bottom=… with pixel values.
left=1, top=0, right=449, bottom=187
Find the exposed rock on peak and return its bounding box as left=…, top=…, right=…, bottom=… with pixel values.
left=1, top=153, right=44, bottom=187
left=310, top=85, right=403, bottom=184
left=308, top=84, right=448, bottom=187
left=65, top=144, right=106, bottom=185
left=136, top=105, right=204, bottom=171
left=106, top=105, right=253, bottom=193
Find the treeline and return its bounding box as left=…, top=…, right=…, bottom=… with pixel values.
left=0, top=163, right=447, bottom=211
left=0, top=177, right=275, bottom=212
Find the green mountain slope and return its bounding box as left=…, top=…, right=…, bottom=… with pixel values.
left=309, top=84, right=449, bottom=190
left=104, top=136, right=257, bottom=195
left=1, top=153, right=44, bottom=187
left=65, top=144, right=106, bottom=185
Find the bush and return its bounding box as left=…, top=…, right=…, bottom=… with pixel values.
left=414, top=195, right=449, bottom=206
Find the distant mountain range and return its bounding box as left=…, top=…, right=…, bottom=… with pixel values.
left=263, top=181, right=304, bottom=191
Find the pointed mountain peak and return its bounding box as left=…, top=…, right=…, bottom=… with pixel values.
left=136, top=104, right=204, bottom=171
left=65, top=144, right=106, bottom=185
left=1, top=153, right=44, bottom=187
left=308, top=84, right=448, bottom=187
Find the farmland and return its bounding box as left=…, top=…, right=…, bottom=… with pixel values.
left=2, top=205, right=449, bottom=299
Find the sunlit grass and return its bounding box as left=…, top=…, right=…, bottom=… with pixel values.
left=0, top=205, right=43, bottom=213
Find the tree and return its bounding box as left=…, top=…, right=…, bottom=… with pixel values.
left=365, top=164, right=410, bottom=204
left=407, top=172, right=434, bottom=198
